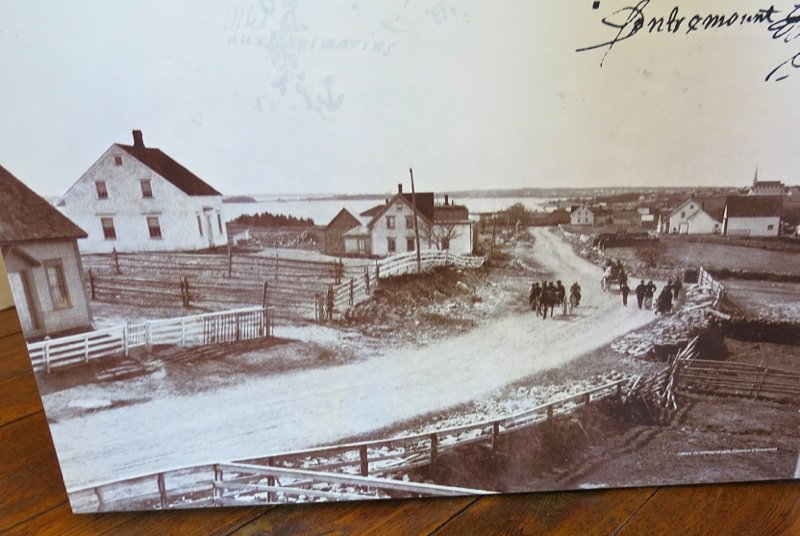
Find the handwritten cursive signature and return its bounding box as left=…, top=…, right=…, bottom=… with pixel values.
left=576, top=1, right=800, bottom=83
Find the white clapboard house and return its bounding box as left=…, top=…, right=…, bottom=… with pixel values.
left=62, top=130, right=227, bottom=253
left=330, top=185, right=475, bottom=257
left=0, top=164, right=93, bottom=340
left=723, top=196, right=782, bottom=237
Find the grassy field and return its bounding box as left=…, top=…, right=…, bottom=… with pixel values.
left=725, top=280, right=800, bottom=321
left=605, top=241, right=800, bottom=274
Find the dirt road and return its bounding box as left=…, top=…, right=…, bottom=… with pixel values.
left=47, top=228, right=660, bottom=490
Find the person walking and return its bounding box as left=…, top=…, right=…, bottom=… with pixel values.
left=644, top=280, right=656, bottom=310
left=620, top=282, right=630, bottom=306
left=672, top=276, right=682, bottom=302
left=635, top=280, right=647, bottom=309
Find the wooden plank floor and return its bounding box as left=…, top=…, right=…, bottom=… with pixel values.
left=0, top=307, right=797, bottom=535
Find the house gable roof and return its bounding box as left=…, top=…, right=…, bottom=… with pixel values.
left=0, top=164, right=87, bottom=243
left=365, top=193, right=434, bottom=228
left=725, top=196, right=783, bottom=218
left=325, top=208, right=361, bottom=232
left=117, top=141, right=222, bottom=197
left=433, top=204, right=469, bottom=222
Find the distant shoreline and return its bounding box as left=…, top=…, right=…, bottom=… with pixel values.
left=223, top=186, right=732, bottom=204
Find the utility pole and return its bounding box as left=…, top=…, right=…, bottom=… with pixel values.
left=410, top=167, right=422, bottom=272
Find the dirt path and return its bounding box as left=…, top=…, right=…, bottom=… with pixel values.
left=47, top=228, right=661, bottom=490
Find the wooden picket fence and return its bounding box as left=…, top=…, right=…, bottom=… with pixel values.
left=66, top=378, right=622, bottom=511
left=26, top=306, right=272, bottom=373
left=698, top=266, right=727, bottom=309
left=317, top=251, right=486, bottom=320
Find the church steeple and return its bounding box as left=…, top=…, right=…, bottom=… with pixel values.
left=753, top=167, right=759, bottom=187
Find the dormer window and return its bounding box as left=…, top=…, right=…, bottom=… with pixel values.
left=140, top=179, right=153, bottom=198
left=95, top=181, right=109, bottom=199
left=114, top=156, right=123, bottom=166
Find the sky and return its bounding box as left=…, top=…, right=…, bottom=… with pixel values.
left=1, top=0, right=799, bottom=196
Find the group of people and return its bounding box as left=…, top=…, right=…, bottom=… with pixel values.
left=529, top=280, right=582, bottom=319
left=619, top=277, right=683, bottom=314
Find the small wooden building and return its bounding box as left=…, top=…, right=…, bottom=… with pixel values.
left=0, top=165, right=93, bottom=340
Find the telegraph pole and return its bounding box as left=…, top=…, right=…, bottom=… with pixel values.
left=410, top=168, right=421, bottom=272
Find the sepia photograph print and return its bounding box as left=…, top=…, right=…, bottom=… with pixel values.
left=0, top=0, right=799, bottom=513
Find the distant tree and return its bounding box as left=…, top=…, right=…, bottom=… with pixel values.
left=231, top=211, right=315, bottom=228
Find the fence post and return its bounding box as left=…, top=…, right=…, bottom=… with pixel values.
left=180, top=318, right=186, bottom=348
left=184, top=276, right=191, bottom=307
left=84, top=335, right=90, bottom=363
left=157, top=472, right=168, bottom=509
left=89, top=268, right=96, bottom=299
left=261, top=281, right=269, bottom=309
left=364, top=267, right=370, bottom=295
left=213, top=465, right=223, bottom=505
left=44, top=343, right=51, bottom=374
left=227, top=243, right=233, bottom=278
left=112, top=247, right=121, bottom=275
left=429, top=434, right=438, bottom=477
left=235, top=314, right=241, bottom=342
left=359, top=445, right=369, bottom=477
left=326, top=285, right=334, bottom=321
left=145, top=323, right=152, bottom=355
left=491, top=421, right=500, bottom=472
left=275, top=252, right=279, bottom=280
left=375, top=260, right=380, bottom=280
left=123, top=324, right=129, bottom=357
left=546, top=403, right=553, bottom=420
left=349, top=278, right=354, bottom=306
left=266, top=457, right=275, bottom=503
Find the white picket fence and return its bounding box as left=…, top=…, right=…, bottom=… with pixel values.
left=26, top=306, right=272, bottom=373
left=322, top=251, right=486, bottom=316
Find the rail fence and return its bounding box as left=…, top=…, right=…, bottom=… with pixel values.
left=677, top=358, right=800, bottom=400
left=84, top=249, right=485, bottom=323
left=26, top=306, right=271, bottom=373
left=66, top=378, right=622, bottom=511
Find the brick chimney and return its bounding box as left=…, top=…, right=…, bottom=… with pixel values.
left=132, top=130, right=144, bottom=148
left=398, top=183, right=403, bottom=194
left=444, top=194, right=449, bottom=205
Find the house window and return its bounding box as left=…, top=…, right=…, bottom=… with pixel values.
left=217, top=213, right=223, bottom=234
left=386, top=216, right=395, bottom=229
left=767, top=224, right=775, bottom=231
left=681, top=211, right=686, bottom=218
left=197, top=215, right=204, bottom=236
left=101, top=217, right=116, bottom=240
left=114, top=156, right=123, bottom=166
left=44, top=261, right=70, bottom=309
left=387, top=237, right=396, bottom=253
left=96, top=181, right=109, bottom=199
left=147, top=216, right=162, bottom=239
left=396, top=202, right=403, bottom=211
left=140, top=179, right=153, bottom=198
left=406, top=238, right=415, bottom=252
left=405, top=215, right=414, bottom=228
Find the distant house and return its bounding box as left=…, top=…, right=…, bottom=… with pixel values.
left=570, top=205, right=595, bottom=226
left=664, top=198, right=722, bottom=235
left=723, top=196, right=782, bottom=237
left=611, top=209, right=640, bottom=227
left=62, top=130, right=228, bottom=253
left=0, top=165, right=93, bottom=340
left=333, top=185, right=474, bottom=257
left=323, top=208, right=361, bottom=256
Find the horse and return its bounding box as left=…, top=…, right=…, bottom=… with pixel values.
left=539, top=287, right=558, bottom=319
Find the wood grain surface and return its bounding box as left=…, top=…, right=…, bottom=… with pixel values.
left=0, top=308, right=797, bottom=535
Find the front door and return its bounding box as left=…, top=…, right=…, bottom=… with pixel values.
left=205, top=212, right=215, bottom=248
left=7, top=271, right=40, bottom=336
